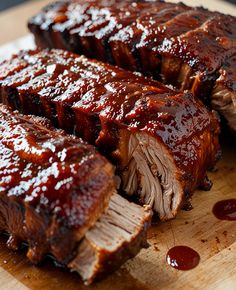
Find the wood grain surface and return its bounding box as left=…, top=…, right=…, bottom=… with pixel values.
left=0, top=0, right=52, bottom=45
left=0, top=0, right=235, bottom=289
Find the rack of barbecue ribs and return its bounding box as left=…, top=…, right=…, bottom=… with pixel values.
left=0, top=49, right=221, bottom=221
left=28, top=0, right=236, bottom=131
left=0, top=104, right=152, bottom=284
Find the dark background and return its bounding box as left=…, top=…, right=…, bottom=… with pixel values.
left=0, top=0, right=235, bottom=11
left=0, top=0, right=29, bottom=11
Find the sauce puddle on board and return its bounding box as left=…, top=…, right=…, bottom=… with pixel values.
left=166, top=246, right=200, bottom=270
left=213, top=199, right=236, bottom=221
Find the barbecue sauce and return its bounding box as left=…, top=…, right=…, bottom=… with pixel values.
left=213, top=199, right=236, bottom=221
left=166, top=246, right=200, bottom=270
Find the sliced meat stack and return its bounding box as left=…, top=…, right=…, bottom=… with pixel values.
left=28, top=0, right=236, bottom=131
left=0, top=49, right=221, bottom=220
left=0, top=104, right=152, bottom=284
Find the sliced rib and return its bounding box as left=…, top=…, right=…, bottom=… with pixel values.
left=0, top=49, right=220, bottom=220
left=70, top=193, right=151, bottom=284
left=211, top=54, right=236, bottom=131
left=0, top=104, right=152, bottom=283
left=0, top=104, right=115, bottom=264
left=28, top=1, right=236, bottom=131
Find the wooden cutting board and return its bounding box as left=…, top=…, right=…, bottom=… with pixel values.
left=0, top=0, right=235, bottom=289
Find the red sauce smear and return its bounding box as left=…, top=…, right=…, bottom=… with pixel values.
left=213, top=199, right=236, bottom=221
left=166, top=246, right=200, bottom=270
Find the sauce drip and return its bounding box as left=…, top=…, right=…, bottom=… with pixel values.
left=166, top=246, right=200, bottom=270
left=212, top=199, right=236, bottom=221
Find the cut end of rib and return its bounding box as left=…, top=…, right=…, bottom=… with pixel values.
left=119, top=132, right=183, bottom=221
left=69, top=193, right=152, bottom=284
left=212, top=84, right=236, bottom=132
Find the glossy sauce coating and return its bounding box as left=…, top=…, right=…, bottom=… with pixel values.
left=0, top=105, right=114, bottom=229
left=213, top=199, right=236, bottom=221
left=157, top=13, right=235, bottom=90
left=166, top=245, right=200, bottom=270
left=28, top=1, right=236, bottom=86
left=28, top=0, right=236, bottom=133
left=0, top=49, right=221, bottom=198
left=0, top=104, right=115, bottom=264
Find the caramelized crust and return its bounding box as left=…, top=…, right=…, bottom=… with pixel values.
left=28, top=0, right=236, bottom=130
left=0, top=49, right=220, bottom=219
left=0, top=104, right=115, bottom=264
left=0, top=104, right=152, bottom=284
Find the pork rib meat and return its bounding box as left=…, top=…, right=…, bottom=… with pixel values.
left=28, top=0, right=236, bottom=130
left=0, top=49, right=221, bottom=220
left=0, top=104, right=152, bottom=284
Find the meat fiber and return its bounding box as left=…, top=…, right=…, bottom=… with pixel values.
left=0, top=49, right=221, bottom=220
left=0, top=104, right=152, bottom=284
left=211, top=54, right=236, bottom=131
left=28, top=0, right=236, bottom=130
left=70, top=193, right=151, bottom=284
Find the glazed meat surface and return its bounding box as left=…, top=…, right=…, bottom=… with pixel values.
left=0, top=104, right=152, bottom=284
left=0, top=104, right=115, bottom=264
left=28, top=0, right=236, bottom=131
left=0, top=49, right=221, bottom=220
